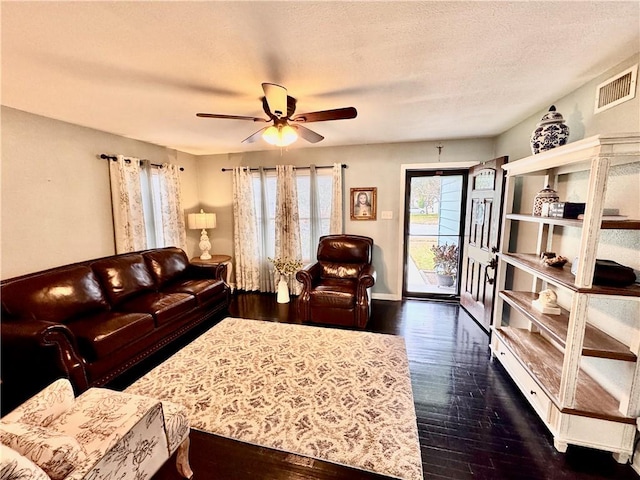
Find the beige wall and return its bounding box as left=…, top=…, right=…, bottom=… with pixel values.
left=3, top=52, right=637, bottom=302
left=1, top=107, right=200, bottom=278
left=194, top=138, right=495, bottom=299
left=1, top=106, right=493, bottom=293
left=496, top=53, right=640, bottom=160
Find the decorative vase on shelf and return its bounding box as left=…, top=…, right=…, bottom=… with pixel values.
left=277, top=276, right=290, bottom=303
left=532, top=184, right=559, bottom=216
left=530, top=105, right=570, bottom=154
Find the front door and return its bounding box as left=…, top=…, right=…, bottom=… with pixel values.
left=403, top=169, right=467, bottom=298
left=460, top=157, right=507, bottom=332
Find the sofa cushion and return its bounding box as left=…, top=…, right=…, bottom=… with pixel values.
left=143, top=247, right=190, bottom=288
left=0, top=421, right=87, bottom=480
left=0, top=444, right=49, bottom=480
left=91, top=254, right=156, bottom=306
left=119, top=292, right=196, bottom=327
left=309, top=278, right=356, bottom=309
left=1, top=266, right=109, bottom=323
left=162, top=278, right=226, bottom=305
left=67, top=312, right=155, bottom=359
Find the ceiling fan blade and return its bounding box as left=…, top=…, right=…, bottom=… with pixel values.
left=241, top=126, right=269, bottom=144
left=294, top=125, right=324, bottom=144
left=262, top=83, right=287, bottom=119
left=197, top=113, right=268, bottom=122
left=291, top=107, right=357, bottom=123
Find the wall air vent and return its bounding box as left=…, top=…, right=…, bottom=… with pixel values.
left=594, top=64, right=637, bottom=114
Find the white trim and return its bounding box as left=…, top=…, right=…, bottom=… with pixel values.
left=372, top=292, right=402, bottom=301
left=396, top=161, right=479, bottom=297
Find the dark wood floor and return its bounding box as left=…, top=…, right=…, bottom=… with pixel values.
left=148, top=293, right=638, bottom=480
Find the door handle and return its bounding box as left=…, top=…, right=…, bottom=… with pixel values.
left=485, top=257, right=498, bottom=285
left=485, top=269, right=495, bottom=285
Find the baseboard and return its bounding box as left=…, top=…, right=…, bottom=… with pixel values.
left=372, top=293, right=402, bottom=301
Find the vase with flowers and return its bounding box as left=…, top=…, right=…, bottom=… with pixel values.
left=430, top=243, right=459, bottom=287
left=268, top=257, right=304, bottom=303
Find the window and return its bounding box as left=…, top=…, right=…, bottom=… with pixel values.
left=140, top=166, right=165, bottom=249
left=252, top=169, right=333, bottom=263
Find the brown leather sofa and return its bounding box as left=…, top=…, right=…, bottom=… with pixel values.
left=296, top=234, right=375, bottom=329
left=1, top=247, right=230, bottom=413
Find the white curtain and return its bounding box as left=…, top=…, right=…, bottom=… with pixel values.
left=232, top=167, right=260, bottom=291
left=158, top=163, right=187, bottom=251
left=309, top=165, right=321, bottom=259
left=330, top=162, right=343, bottom=234
left=257, top=167, right=276, bottom=293
left=275, top=165, right=302, bottom=294
left=109, top=155, right=147, bottom=253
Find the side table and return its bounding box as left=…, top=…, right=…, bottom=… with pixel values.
left=190, top=255, right=233, bottom=291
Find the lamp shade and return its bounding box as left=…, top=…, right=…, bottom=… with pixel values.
left=262, top=124, right=298, bottom=147
left=188, top=209, right=216, bottom=230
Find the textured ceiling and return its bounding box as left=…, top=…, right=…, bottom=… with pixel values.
left=2, top=1, right=639, bottom=155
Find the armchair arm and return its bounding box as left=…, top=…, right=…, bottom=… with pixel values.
left=63, top=397, right=168, bottom=480
left=357, top=264, right=376, bottom=303
left=1, top=318, right=89, bottom=393
left=295, top=263, right=322, bottom=292
left=358, top=264, right=376, bottom=287
left=354, top=264, right=376, bottom=329
left=296, top=263, right=322, bottom=323
left=2, top=378, right=75, bottom=426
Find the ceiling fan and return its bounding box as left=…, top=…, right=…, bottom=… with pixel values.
left=196, top=83, right=357, bottom=147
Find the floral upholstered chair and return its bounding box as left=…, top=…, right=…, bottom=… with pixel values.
left=0, top=379, right=192, bottom=480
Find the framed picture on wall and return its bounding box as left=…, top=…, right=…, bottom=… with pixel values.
left=350, top=187, right=377, bottom=220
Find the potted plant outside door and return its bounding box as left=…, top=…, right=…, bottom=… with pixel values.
left=431, top=243, right=459, bottom=287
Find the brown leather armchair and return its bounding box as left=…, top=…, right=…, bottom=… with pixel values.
left=296, top=235, right=375, bottom=329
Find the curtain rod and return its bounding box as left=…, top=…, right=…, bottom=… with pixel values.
left=100, top=154, right=185, bottom=171
left=220, top=164, right=347, bottom=172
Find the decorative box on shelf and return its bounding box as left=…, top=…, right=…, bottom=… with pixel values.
left=548, top=202, right=586, bottom=219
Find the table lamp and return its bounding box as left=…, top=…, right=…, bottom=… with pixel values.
left=188, top=209, right=217, bottom=260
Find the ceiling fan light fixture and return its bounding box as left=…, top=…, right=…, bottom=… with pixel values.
left=197, top=83, right=356, bottom=145
left=262, top=124, right=298, bottom=147
left=280, top=124, right=298, bottom=146
left=262, top=126, right=279, bottom=145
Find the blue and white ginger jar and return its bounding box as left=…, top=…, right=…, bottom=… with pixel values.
left=530, top=105, right=570, bottom=154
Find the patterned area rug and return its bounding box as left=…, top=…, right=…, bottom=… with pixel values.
left=126, top=317, right=423, bottom=480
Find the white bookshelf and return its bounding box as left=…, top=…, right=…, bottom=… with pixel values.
left=491, top=133, right=640, bottom=462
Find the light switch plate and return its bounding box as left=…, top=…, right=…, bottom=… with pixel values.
left=381, top=211, right=393, bottom=219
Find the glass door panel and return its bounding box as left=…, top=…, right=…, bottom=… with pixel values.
left=403, top=170, right=467, bottom=298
